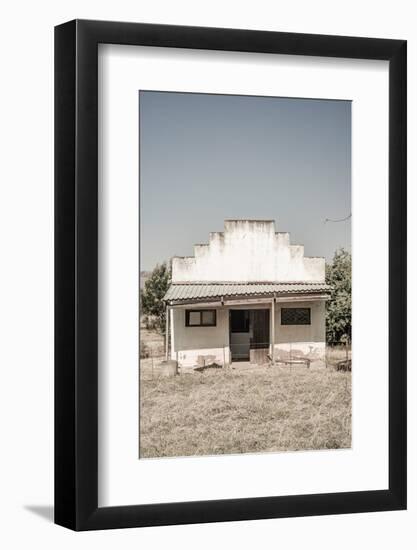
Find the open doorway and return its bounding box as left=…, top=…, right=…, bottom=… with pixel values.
left=229, top=309, right=270, bottom=362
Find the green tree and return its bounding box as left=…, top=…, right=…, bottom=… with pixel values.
left=140, top=262, right=171, bottom=334
left=325, top=249, right=352, bottom=344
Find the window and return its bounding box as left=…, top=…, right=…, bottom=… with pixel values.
left=281, top=307, right=311, bottom=325
left=185, top=309, right=216, bottom=327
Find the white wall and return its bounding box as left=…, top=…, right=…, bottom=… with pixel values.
left=172, top=219, right=325, bottom=282
left=172, top=300, right=326, bottom=366
left=0, top=2, right=415, bottom=550
left=274, top=299, right=326, bottom=358
left=171, top=308, right=230, bottom=366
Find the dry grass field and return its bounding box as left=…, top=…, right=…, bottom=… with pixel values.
left=139, top=363, right=351, bottom=458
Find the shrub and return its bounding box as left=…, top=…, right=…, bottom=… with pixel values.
left=140, top=340, right=150, bottom=359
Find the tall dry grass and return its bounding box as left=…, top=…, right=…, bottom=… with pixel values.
left=139, top=366, right=351, bottom=458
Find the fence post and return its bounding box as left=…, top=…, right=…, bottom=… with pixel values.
left=271, top=298, right=275, bottom=365
left=165, top=305, right=170, bottom=361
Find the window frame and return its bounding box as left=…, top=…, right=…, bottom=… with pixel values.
left=185, top=309, right=217, bottom=327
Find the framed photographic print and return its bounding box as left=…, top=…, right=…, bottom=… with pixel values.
left=55, top=20, right=406, bottom=530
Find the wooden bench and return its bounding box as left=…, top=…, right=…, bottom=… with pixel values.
left=269, top=355, right=311, bottom=368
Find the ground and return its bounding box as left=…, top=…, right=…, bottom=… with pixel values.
left=139, top=333, right=351, bottom=458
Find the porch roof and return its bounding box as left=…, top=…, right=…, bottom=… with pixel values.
left=164, top=281, right=331, bottom=304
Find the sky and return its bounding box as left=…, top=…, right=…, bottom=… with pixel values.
left=139, top=91, right=351, bottom=271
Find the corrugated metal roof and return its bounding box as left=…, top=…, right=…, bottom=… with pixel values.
left=164, top=282, right=331, bottom=303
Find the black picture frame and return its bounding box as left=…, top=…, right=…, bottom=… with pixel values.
left=55, top=19, right=407, bottom=531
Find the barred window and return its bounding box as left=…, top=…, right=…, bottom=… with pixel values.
left=281, top=307, right=311, bottom=325
left=185, top=309, right=216, bottom=327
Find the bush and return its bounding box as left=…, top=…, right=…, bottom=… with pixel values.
left=140, top=340, right=150, bottom=359
left=142, top=315, right=159, bottom=331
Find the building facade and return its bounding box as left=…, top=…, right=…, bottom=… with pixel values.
left=163, top=220, right=330, bottom=367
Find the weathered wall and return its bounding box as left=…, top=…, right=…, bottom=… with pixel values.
left=172, top=220, right=325, bottom=282
left=170, top=308, right=231, bottom=367
left=273, top=300, right=326, bottom=360
left=171, top=300, right=326, bottom=367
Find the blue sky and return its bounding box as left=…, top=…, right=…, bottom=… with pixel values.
left=140, top=91, right=351, bottom=271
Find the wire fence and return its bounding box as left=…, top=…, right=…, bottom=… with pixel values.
left=140, top=338, right=351, bottom=380
left=324, top=341, right=351, bottom=370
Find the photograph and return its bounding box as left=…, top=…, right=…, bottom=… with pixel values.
left=139, top=91, right=352, bottom=459
left=0, top=2, right=409, bottom=542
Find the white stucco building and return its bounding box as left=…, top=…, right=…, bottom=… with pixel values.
left=163, top=220, right=330, bottom=367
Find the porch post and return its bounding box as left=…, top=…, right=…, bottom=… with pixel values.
left=165, top=304, right=170, bottom=361
left=271, top=297, right=275, bottom=364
